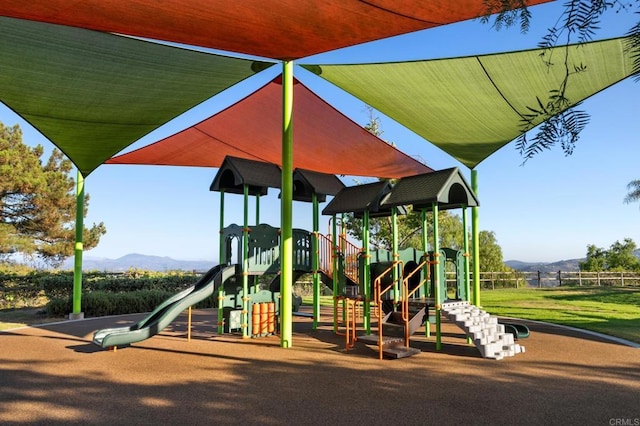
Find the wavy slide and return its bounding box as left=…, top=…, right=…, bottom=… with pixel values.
left=92, top=264, right=236, bottom=349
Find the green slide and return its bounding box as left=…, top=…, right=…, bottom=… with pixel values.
left=92, top=264, right=236, bottom=349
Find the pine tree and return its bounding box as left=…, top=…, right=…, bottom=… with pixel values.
left=0, top=122, right=106, bottom=266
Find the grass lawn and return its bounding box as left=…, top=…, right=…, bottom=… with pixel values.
left=479, top=286, right=640, bottom=344
left=303, top=286, right=640, bottom=344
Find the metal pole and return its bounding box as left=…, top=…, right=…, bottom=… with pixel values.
left=312, top=192, right=320, bottom=329
left=363, top=209, right=371, bottom=333
left=471, top=169, right=480, bottom=307
left=71, top=169, right=84, bottom=319
left=392, top=206, right=399, bottom=307
left=280, top=60, right=294, bottom=348
left=432, top=202, right=441, bottom=351
left=462, top=206, right=470, bottom=302
left=217, top=190, right=225, bottom=335
left=242, top=184, right=250, bottom=338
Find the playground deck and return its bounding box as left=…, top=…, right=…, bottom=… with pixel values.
left=1, top=307, right=638, bottom=425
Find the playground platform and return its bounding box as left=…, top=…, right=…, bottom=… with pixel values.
left=1, top=307, right=638, bottom=425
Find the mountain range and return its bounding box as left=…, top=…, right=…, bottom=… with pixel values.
left=61, top=253, right=215, bottom=272
left=64, top=253, right=585, bottom=273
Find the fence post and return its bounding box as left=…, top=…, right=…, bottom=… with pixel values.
left=597, top=271, right=601, bottom=286
left=578, top=270, right=582, bottom=286
left=537, top=271, right=541, bottom=288
left=621, top=272, right=624, bottom=287
left=558, top=270, right=562, bottom=287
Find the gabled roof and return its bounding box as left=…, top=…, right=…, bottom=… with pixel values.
left=0, top=1, right=552, bottom=60
left=0, top=17, right=268, bottom=176
left=322, top=181, right=394, bottom=217
left=292, top=169, right=345, bottom=203
left=209, top=156, right=281, bottom=196
left=381, top=168, right=478, bottom=211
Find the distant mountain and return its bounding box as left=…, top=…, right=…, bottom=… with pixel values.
left=506, top=249, right=640, bottom=272
left=61, top=253, right=215, bottom=272
left=505, top=259, right=583, bottom=272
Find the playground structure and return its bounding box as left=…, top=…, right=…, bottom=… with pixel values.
left=94, top=156, right=527, bottom=359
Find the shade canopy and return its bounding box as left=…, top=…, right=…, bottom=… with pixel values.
left=305, top=36, right=635, bottom=168
left=107, top=78, right=432, bottom=179
left=0, top=0, right=552, bottom=61
left=0, top=17, right=270, bottom=176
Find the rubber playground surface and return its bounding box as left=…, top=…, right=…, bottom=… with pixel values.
left=1, top=307, right=638, bottom=425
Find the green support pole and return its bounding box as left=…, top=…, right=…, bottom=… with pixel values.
left=392, top=206, right=399, bottom=307
left=312, top=192, right=320, bottom=330
left=242, top=184, right=250, bottom=338
left=420, top=209, right=428, bottom=299
left=421, top=208, right=430, bottom=338
left=462, top=205, right=472, bottom=345
left=432, top=202, right=441, bottom=351
left=332, top=214, right=338, bottom=333
left=217, top=190, right=225, bottom=335
left=71, top=169, right=84, bottom=320
left=363, top=209, right=371, bottom=333
left=462, top=206, right=471, bottom=302
left=471, top=169, right=481, bottom=307
left=280, top=60, right=294, bottom=348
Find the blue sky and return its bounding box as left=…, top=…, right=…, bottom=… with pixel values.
left=2, top=2, right=639, bottom=263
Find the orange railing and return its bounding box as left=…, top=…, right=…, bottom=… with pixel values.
left=400, top=259, right=430, bottom=344
left=317, top=232, right=361, bottom=285
left=372, top=260, right=403, bottom=360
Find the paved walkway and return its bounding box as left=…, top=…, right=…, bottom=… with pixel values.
left=1, top=308, right=638, bottom=425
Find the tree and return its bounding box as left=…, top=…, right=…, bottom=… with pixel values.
left=579, top=244, right=607, bottom=271
left=579, top=238, right=640, bottom=271
left=606, top=238, right=640, bottom=271
left=478, top=230, right=510, bottom=272
left=485, top=0, right=640, bottom=162
left=624, top=179, right=640, bottom=207
left=0, top=122, right=106, bottom=267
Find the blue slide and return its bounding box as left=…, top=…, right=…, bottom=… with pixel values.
left=92, top=264, right=236, bottom=349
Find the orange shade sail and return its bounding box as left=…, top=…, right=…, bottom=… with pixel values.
left=107, top=78, right=432, bottom=179
left=0, top=0, right=552, bottom=60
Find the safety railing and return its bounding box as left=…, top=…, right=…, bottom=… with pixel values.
left=400, top=259, right=430, bottom=344
left=372, top=260, right=403, bottom=360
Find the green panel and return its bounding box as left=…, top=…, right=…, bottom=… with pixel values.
left=307, top=37, right=634, bottom=168
left=0, top=17, right=271, bottom=175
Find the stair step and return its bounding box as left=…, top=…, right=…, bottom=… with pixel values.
left=383, top=346, right=421, bottom=359
left=357, top=334, right=404, bottom=348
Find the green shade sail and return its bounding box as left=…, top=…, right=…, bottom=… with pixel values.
left=305, top=37, right=635, bottom=168
left=0, top=17, right=272, bottom=176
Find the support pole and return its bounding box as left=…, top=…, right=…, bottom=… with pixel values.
left=462, top=206, right=471, bottom=302
left=432, top=202, right=441, bottom=351
left=471, top=169, right=480, bottom=307
left=332, top=215, right=339, bottom=333
left=312, top=192, right=320, bottom=330
left=280, top=60, right=294, bottom=348
left=217, top=190, right=225, bottom=335
left=242, top=184, right=250, bottom=338
left=392, top=206, right=399, bottom=307
left=362, top=209, right=371, bottom=333
left=70, top=169, right=84, bottom=320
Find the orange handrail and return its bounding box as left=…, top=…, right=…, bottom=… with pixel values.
left=401, top=259, right=430, bottom=345
left=372, top=260, right=403, bottom=360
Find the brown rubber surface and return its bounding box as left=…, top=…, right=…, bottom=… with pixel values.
left=1, top=308, right=638, bottom=425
